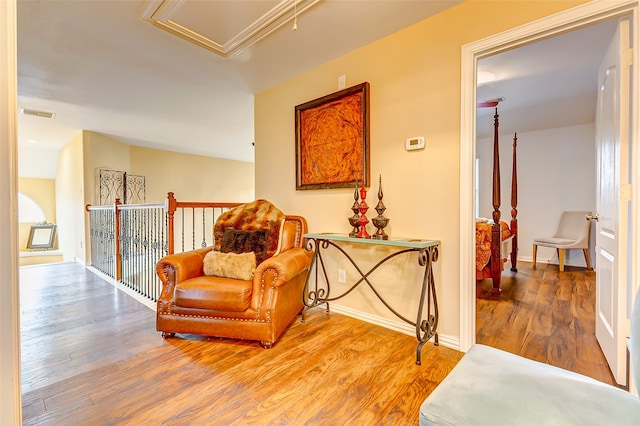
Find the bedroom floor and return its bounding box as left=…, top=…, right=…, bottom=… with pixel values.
left=476, top=261, right=615, bottom=386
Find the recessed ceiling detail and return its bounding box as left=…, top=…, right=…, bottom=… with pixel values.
left=140, top=0, right=321, bottom=59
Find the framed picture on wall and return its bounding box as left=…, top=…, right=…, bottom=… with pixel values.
left=27, top=223, right=57, bottom=250
left=295, top=82, right=370, bottom=190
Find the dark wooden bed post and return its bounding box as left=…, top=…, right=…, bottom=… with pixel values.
left=490, top=108, right=503, bottom=294
left=510, top=133, right=518, bottom=272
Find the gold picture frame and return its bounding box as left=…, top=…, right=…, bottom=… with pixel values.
left=295, top=82, right=370, bottom=190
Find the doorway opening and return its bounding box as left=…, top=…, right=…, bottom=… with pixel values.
left=459, top=1, right=639, bottom=389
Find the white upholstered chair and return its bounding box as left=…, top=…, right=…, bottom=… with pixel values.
left=532, top=210, right=593, bottom=272
left=419, top=287, right=640, bottom=425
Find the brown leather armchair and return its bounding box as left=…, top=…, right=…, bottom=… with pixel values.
left=156, top=200, right=312, bottom=348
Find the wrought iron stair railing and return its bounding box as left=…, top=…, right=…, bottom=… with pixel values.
left=86, top=192, right=242, bottom=302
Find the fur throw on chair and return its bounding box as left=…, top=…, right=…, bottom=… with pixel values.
left=213, top=199, right=286, bottom=263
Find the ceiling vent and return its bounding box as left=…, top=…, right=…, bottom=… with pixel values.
left=20, top=108, right=56, bottom=119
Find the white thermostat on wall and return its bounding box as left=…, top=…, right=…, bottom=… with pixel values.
left=405, top=136, right=425, bottom=151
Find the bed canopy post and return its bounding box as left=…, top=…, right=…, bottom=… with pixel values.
left=490, top=108, right=502, bottom=294
left=491, top=109, right=501, bottom=224
left=510, top=133, right=518, bottom=272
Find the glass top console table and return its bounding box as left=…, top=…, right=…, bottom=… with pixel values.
left=302, top=233, right=441, bottom=365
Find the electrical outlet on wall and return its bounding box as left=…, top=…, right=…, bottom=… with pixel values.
left=338, top=269, right=346, bottom=283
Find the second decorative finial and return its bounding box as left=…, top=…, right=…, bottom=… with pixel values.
left=372, top=174, right=389, bottom=240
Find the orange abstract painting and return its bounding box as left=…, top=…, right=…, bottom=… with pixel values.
left=295, top=83, right=369, bottom=190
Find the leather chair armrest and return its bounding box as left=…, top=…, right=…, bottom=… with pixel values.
left=156, top=247, right=213, bottom=286
left=253, top=247, right=313, bottom=289
left=157, top=247, right=213, bottom=307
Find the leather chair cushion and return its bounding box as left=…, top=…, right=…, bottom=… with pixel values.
left=174, top=276, right=252, bottom=312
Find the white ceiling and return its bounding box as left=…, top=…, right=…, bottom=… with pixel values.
left=16, top=0, right=462, bottom=178
left=477, top=19, right=617, bottom=139
left=16, top=1, right=617, bottom=179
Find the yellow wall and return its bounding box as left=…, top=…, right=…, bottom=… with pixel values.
left=254, top=0, right=588, bottom=346
left=130, top=146, right=254, bottom=203
left=79, top=132, right=254, bottom=205
left=18, top=177, right=56, bottom=250
left=84, top=131, right=132, bottom=205
left=51, top=130, right=255, bottom=263
left=55, top=131, right=86, bottom=263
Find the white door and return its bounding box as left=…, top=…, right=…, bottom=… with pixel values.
left=595, top=17, right=632, bottom=386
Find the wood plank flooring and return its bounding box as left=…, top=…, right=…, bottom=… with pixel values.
left=476, top=261, right=616, bottom=386
left=20, top=263, right=462, bottom=425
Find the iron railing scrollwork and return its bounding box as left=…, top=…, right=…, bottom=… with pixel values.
left=118, top=202, right=166, bottom=301
left=95, top=168, right=146, bottom=205
left=87, top=203, right=117, bottom=278
left=86, top=193, right=242, bottom=303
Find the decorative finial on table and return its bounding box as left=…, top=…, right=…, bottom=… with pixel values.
left=356, top=178, right=370, bottom=238
left=372, top=174, right=389, bottom=240
left=348, top=179, right=361, bottom=237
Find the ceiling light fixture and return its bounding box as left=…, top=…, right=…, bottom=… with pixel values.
left=20, top=108, right=56, bottom=119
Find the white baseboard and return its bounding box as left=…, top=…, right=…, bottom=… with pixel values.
left=329, top=303, right=460, bottom=351
left=516, top=256, right=594, bottom=270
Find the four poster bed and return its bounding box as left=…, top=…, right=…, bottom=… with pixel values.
left=476, top=108, right=518, bottom=294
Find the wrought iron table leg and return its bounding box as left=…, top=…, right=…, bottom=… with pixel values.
left=301, top=238, right=331, bottom=322
left=415, top=246, right=439, bottom=365
left=302, top=237, right=440, bottom=365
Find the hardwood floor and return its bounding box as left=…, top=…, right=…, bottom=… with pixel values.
left=476, top=261, right=616, bottom=386
left=20, top=262, right=462, bottom=425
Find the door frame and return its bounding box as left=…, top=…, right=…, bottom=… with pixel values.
left=0, top=0, right=20, bottom=422
left=460, top=0, right=640, bottom=352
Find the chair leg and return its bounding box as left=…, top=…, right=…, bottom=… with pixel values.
left=532, top=244, right=537, bottom=269
left=583, top=249, right=593, bottom=271
left=558, top=249, right=565, bottom=272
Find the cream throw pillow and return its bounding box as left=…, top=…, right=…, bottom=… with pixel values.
left=203, top=251, right=256, bottom=281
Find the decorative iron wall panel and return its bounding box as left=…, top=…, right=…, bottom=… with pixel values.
left=96, top=168, right=145, bottom=205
